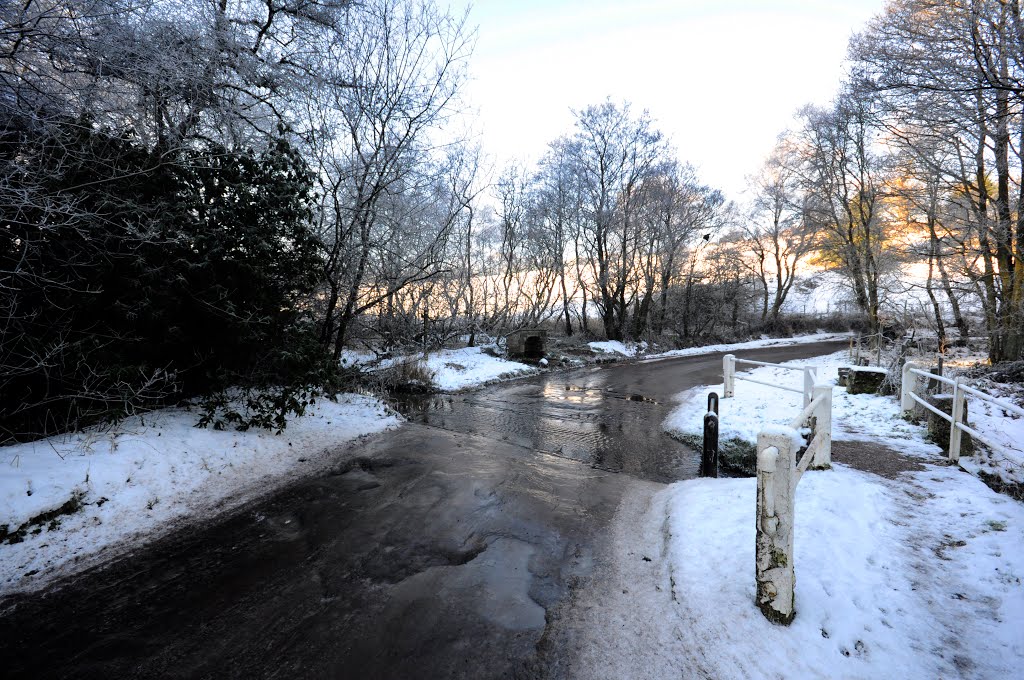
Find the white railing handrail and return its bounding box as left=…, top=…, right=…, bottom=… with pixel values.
left=908, top=366, right=957, bottom=388
left=723, top=354, right=818, bottom=407
left=788, top=392, right=826, bottom=431
left=736, top=358, right=809, bottom=371
left=739, top=377, right=804, bottom=394
left=907, top=391, right=950, bottom=422
left=958, top=381, right=1024, bottom=419
left=796, top=440, right=817, bottom=477
left=754, top=383, right=833, bottom=625
left=901, top=361, right=1024, bottom=464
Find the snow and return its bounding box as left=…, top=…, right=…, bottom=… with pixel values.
left=655, top=464, right=1024, bottom=678
left=625, top=347, right=1024, bottom=677
left=418, top=346, right=537, bottom=391
left=849, top=365, right=888, bottom=374
left=961, top=383, right=1024, bottom=484
left=665, top=349, right=937, bottom=454
left=346, top=346, right=536, bottom=392
left=588, top=340, right=646, bottom=356
left=0, top=394, right=400, bottom=596
left=339, top=348, right=377, bottom=368
left=643, top=331, right=854, bottom=363
left=783, top=270, right=858, bottom=316
left=760, top=423, right=808, bottom=453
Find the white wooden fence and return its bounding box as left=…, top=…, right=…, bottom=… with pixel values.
left=723, top=353, right=818, bottom=407
left=753, top=385, right=833, bottom=624
left=721, top=353, right=833, bottom=624
left=900, top=361, right=1024, bottom=464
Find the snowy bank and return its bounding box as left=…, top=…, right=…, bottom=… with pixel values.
left=419, top=346, right=537, bottom=391
left=658, top=463, right=1024, bottom=678
left=0, top=394, right=400, bottom=596
left=588, top=340, right=647, bottom=357
left=647, top=347, right=1024, bottom=676
left=343, top=346, right=537, bottom=392
left=643, top=331, right=853, bottom=363
left=664, top=349, right=938, bottom=454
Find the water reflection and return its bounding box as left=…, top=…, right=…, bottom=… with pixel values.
left=391, top=368, right=700, bottom=484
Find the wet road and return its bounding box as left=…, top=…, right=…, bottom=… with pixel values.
left=0, top=340, right=845, bottom=679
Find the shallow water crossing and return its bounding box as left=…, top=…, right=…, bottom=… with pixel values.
left=393, top=367, right=701, bottom=483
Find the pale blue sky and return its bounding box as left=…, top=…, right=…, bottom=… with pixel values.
left=453, top=0, right=883, bottom=198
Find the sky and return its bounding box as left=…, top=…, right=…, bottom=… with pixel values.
left=453, top=0, right=884, bottom=201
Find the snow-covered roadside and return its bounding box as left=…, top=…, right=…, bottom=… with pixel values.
left=635, top=349, right=1024, bottom=677
left=664, top=349, right=938, bottom=452
left=344, top=346, right=538, bottom=392
left=345, top=332, right=852, bottom=394
left=0, top=394, right=400, bottom=596
left=654, top=463, right=1024, bottom=678
left=588, top=340, right=647, bottom=357
left=417, top=346, right=537, bottom=391
left=643, top=331, right=853, bottom=363
left=960, top=380, right=1024, bottom=486
left=588, top=331, right=852, bottom=363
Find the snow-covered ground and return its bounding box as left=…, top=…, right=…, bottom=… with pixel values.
left=345, top=332, right=854, bottom=393
left=644, top=331, right=854, bottom=364
left=343, top=345, right=538, bottom=391
left=664, top=349, right=933, bottom=450
left=783, top=270, right=859, bottom=316
left=960, top=381, right=1024, bottom=486
left=0, top=394, right=400, bottom=596
left=417, top=346, right=537, bottom=391
left=588, top=340, right=647, bottom=357
left=651, top=462, right=1024, bottom=678
left=628, top=349, right=1024, bottom=678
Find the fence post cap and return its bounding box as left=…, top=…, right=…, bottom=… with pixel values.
left=758, top=446, right=779, bottom=472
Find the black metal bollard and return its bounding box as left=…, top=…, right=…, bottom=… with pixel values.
left=702, top=392, right=719, bottom=478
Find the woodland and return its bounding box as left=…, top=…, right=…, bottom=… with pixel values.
left=3, top=0, right=1024, bottom=440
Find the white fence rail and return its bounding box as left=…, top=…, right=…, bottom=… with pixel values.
left=723, top=354, right=818, bottom=407
left=753, top=385, right=833, bottom=625
left=720, top=352, right=835, bottom=623
left=900, top=361, right=1024, bottom=464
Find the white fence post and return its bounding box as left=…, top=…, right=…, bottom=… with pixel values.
left=811, top=384, right=832, bottom=469
left=802, top=366, right=816, bottom=407
left=755, top=429, right=796, bottom=625
left=949, top=379, right=966, bottom=463
left=723, top=354, right=735, bottom=398
left=901, top=361, right=921, bottom=414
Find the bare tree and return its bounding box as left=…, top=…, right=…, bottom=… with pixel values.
left=851, top=0, right=1024, bottom=359
left=570, top=99, right=668, bottom=340
left=795, top=90, right=894, bottom=336
left=744, top=137, right=815, bottom=327
left=306, top=0, right=474, bottom=357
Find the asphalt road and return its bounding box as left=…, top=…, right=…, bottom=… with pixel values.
left=0, top=340, right=847, bottom=679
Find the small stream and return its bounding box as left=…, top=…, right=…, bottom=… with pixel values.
left=391, top=365, right=701, bottom=484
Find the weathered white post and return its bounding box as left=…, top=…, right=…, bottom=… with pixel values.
left=900, top=361, right=922, bottom=414
left=810, top=384, right=832, bottom=469
left=755, top=428, right=796, bottom=625
left=723, top=354, right=736, bottom=398
left=802, top=366, right=817, bottom=407
left=949, top=379, right=966, bottom=463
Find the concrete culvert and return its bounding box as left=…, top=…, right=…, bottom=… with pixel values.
left=506, top=329, right=548, bottom=359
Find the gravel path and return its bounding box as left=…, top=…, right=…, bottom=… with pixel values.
left=831, top=439, right=930, bottom=479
